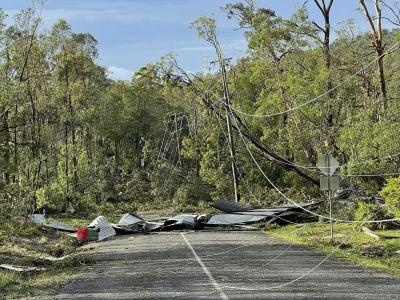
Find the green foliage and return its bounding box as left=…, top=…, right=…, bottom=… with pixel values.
left=354, top=200, right=387, bottom=230
left=380, top=177, right=400, bottom=219
left=0, top=272, right=20, bottom=295
left=333, top=202, right=356, bottom=221
left=118, top=171, right=152, bottom=203
left=270, top=223, right=400, bottom=275
left=172, top=179, right=212, bottom=209
left=36, top=182, right=65, bottom=213
left=1, top=2, right=400, bottom=220
left=190, top=17, right=217, bottom=44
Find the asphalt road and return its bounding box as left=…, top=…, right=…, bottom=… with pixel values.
left=41, top=230, right=400, bottom=300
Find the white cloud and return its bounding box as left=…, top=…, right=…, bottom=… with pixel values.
left=107, top=66, right=132, bottom=81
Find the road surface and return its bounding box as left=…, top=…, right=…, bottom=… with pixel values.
left=41, top=230, right=400, bottom=299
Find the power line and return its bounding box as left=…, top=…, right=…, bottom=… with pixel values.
left=209, top=89, right=400, bottom=178
left=219, top=205, right=386, bottom=291
left=257, top=147, right=400, bottom=177
left=220, top=40, right=400, bottom=118
left=213, top=107, right=305, bottom=225
left=232, top=116, right=400, bottom=224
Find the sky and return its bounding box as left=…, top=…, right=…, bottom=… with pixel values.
left=0, top=0, right=397, bottom=80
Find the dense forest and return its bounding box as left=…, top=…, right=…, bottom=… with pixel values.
left=1, top=0, right=400, bottom=222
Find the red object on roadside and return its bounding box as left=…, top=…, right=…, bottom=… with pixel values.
left=76, top=226, right=89, bottom=242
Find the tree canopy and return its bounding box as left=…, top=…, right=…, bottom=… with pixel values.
left=1, top=1, right=400, bottom=220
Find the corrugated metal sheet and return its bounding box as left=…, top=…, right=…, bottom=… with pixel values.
left=211, top=200, right=255, bottom=213
left=206, top=214, right=267, bottom=225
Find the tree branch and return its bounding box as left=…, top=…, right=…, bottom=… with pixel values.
left=312, top=20, right=326, bottom=33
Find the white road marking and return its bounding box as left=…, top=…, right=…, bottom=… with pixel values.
left=181, top=233, right=229, bottom=300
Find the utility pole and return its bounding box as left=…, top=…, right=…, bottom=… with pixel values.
left=214, top=48, right=239, bottom=203
left=192, top=17, right=239, bottom=202
left=194, top=108, right=200, bottom=178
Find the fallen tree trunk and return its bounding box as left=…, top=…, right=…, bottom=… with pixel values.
left=362, top=227, right=400, bottom=240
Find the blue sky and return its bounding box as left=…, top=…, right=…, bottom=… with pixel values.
left=1, top=0, right=397, bottom=80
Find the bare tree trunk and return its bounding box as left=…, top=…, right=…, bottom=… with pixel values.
left=2, top=110, right=10, bottom=184
left=32, top=159, right=42, bottom=211
left=27, top=77, right=42, bottom=212
left=13, top=104, right=18, bottom=183
left=313, top=0, right=334, bottom=91
left=313, top=0, right=335, bottom=148
left=86, top=129, right=93, bottom=173
left=64, top=57, right=78, bottom=199
left=64, top=124, right=69, bottom=205
left=115, top=139, right=120, bottom=175
left=360, top=0, right=387, bottom=115
left=71, top=121, right=78, bottom=189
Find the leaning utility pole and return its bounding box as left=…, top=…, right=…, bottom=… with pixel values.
left=215, top=49, right=239, bottom=203
left=193, top=108, right=200, bottom=178
left=191, top=17, right=240, bottom=202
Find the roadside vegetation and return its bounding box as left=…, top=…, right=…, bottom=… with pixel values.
left=269, top=223, right=400, bottom=275
left=0, top=217, right=94, bottom=298
left=2, top=0, right=400, bottom=227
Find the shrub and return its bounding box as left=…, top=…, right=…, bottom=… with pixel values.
left=354, top=200, right=386, bottom=230
left=172, top=180, right=212, bottom=210
left=123, top=171, right=152, bottom=202
left=36, top=181, right=65, bottom=213
left=0, top=272, right=20, bottom=294
left=380, top=177, right=400, bottom=219
left=333, top=201, right=355, bottom=221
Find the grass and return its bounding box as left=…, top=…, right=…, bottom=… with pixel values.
left=268, top=222, right=400, bottom=275
left=52, top=214, right=94, bottom=227
left=0, top=258, right=94, bottom=300
left=0, top=203, right=172, bottom=299
left=0, top=272, right=20, bottom=296
left=0, top=203, right=214, bottom=298
left=0, top=215, right=97, bottom=299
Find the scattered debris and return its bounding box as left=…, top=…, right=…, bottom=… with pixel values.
left=30, top=214, right=76, bottom=233
left=88, top=216, right=116, bottom=241
left=31, top=214, right=46, bottom=225
left=205, top=214, right=267, bottom=225
left=0, top=264, right=46, bottom=272
left=212, top=200, right=254, bottom=213
left=76, top=227, right=99, bottom=242
left=163, top=214, right=200, bottom=230
left=111, top=212, right=161, bottom=234
left=334, top=188, right=383, bottom=205
left=26, top=200, right=319, bottom=244
left=211, top=200, right=319, bottom=224
left=43, top=220, right=76, bottom=233
left=66, top=203, right=76, bottom=214
left=142, top=221, right=164, bottom=232
left=362, top=227, right=382, bottom=240
left=118, top=212, right=145, bottom=226
left=361, top=244, right=387, bottom=258
left=38, top=254, right=72, bottom=262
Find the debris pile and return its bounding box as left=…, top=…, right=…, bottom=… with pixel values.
left=27, top=200, right=319, bottom=243
left=210, top=200, right=319, bottom=225
left=334, top=188, right=383, bottom=205
left=30, top=214, right=76, bottom=232
left=0, top=264, right=46, bottom=272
